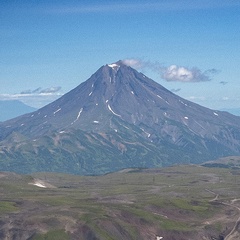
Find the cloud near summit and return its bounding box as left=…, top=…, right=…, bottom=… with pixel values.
left=123, top=58, right=217, bottom=83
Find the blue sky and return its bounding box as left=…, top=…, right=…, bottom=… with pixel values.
left=1, top=0, right=240, bottom=110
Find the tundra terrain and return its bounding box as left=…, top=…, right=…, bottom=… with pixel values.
left=0, top=165, right=240, bottom=239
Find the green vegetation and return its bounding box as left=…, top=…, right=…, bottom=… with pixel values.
left=33, top=229, right=70, bottom=240
left=0, top=201, right=18, bottom=214
left=0, top=165, right=239, bottom=239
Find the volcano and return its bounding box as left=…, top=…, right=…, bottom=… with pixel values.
left=0, top=61, right=240, bottom=174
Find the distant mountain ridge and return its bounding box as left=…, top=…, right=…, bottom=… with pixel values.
left=0, top=100, right=36, bottom=122
left=0, top=61, right=240, bottom=174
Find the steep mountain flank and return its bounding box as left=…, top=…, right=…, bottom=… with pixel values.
left=0, top=61, right=240, bottom=174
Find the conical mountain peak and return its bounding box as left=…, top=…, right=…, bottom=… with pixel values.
left=107, top=60, right=125, bottom=68
left=0, top=61, right=240, bottom=175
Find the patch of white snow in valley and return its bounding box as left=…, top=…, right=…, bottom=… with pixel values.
left=107, top=104, right=121, bottom=117
left=184, top=116, right=189, bottom=119
left=96, top=103, right=98, bottom=106
left=213, top=112, right=218, bottom=116
left=93, top=121, right=99, bottom=123
left=89, top=91, right=93, bottom=96
left=131, top=91, right=134, bottom=95
left=179, top=100, right=188, bottom=106
left=140, top=128, right=151, bottom=137
left=157, top=94, right=163, bottom=99
left=76, top=108, right=83, bottom=120
left=34, top=182, right=46, bottom=188
left=91, top=83, right=94, bottom=88
left=53, top=108, right=61, bottom=115
left=71, top=108, right=83, bottom=124
left=106, top=99, right=109, bottom=103
left=59, top=131, right=65, bottom=133
left=28, top=179, right=56, bottom=188
left=29, top=180, right=46, bottom=188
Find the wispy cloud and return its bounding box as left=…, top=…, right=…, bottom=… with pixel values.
left=0, top=87, right=62, bottom=108
left=171, top=88, right=181, bottom=93
left=45, top=1, right=240, bottom=14
left=20, top=86, right=61, bottom=95
left=219, top=81, right=228, bottom=85
left=123, top=58, right=218, bottom=82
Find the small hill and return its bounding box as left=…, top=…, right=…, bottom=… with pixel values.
left=202, top=156, right=240, bottom=169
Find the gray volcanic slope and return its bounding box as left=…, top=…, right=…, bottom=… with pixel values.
left=0, top=61, right=240, bottom=174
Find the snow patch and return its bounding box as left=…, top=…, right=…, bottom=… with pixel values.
left=157, top=94, right=163, bottom=99
left=76, top=108, right=83, bottom=120
left=131, top=91, right=134, bottom=95
left=213, top=112, right=218, bottom=116
left=93, top=120, right=99, bottom=123
left=59, top=131, right=65, bottom=134
left=184, top=116, right=189, bottom=119
left=29, top=180, right=47, bottom=188
left=106, top=99, right=109, bottom=103
left=96, top=103, right=98, bottom=106
left=108, top=63, right=120, bottom=72
left=107, top=104, right=121, bottom=117
left=53, top=108, right=61, bottom=115
left=33, top=182, right=46, bottom=188
left=108, top=63, right=119, bottom=68
left=89, top=91, right=93, bottom=96
left=44, top=115, right=47, bottom=118
left=179, top=100, right=188, bottom=106
left=140, top=128, right=151, bottom=137
left=71, top=108, right=83, bottom=124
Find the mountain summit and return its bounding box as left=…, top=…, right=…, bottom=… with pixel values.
left=0, top=61, right=240, bottom=174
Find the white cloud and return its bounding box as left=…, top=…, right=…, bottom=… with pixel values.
left=122, top=59, right=144, bottom=69
left=45, top=1, right=240, bottom=14
left=162, top=65, right=211, bottom=82
left=171, top=88, right=181, bottom=93
left=123, top=58, right=217, bottom=82
left=222, top=97, right=229, bottom=101
left=20, top=86, right=61, bottom=94
left=0, top=87, right=63, bottom=108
